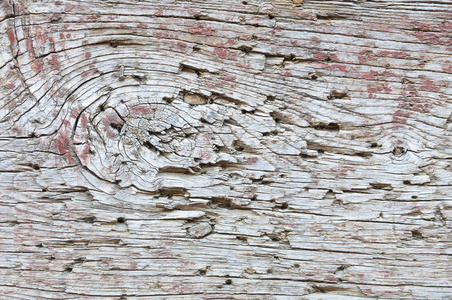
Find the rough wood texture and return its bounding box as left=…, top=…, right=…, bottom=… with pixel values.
left=1, top=0, right=452, bottom=299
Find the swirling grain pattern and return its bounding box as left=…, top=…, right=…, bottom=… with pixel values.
left=0, top=0, right=452, bottom=299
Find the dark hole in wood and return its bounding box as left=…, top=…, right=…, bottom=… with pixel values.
left=163, top=96, right=173, bottom=104
left=110, top=122, right=123, bottom=132
left=328, top=91, right=349, bottom=100
left=117, top=217, right=125, bottom=224
left=392, top=146, right=406, bottom=156
left=313, top=122, right=340, bottom=131
left=132, top=75, right=146, bottom=83
left=236, top=235, right=248, bottom=242
left=267, top=95, right=276, bottom=101
left=308, top=72, right=318, bottom=80
left=355, top=151, right=372, bottom=157
left=411, top=229, right=423, bottom=239
left=238, top=45, right=253, bottom=53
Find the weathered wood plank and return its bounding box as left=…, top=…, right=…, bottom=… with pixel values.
left=1, top=0, right=451, bottom=298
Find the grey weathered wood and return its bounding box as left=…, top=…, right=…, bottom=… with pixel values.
left=1, top=0, right=452, bottom=299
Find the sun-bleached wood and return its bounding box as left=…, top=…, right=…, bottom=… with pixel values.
left=1, top=0, right=451, bottom=299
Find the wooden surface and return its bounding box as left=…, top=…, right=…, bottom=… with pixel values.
left=1, top=0, right=452, bottom=298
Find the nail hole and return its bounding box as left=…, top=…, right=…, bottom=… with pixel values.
left=392, top=146, right=406, bottom=156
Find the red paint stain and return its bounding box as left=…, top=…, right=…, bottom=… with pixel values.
left=219, top=74, right=236, bottom=81
left=53, top=131, right=75, bottom=164
left=313, top=51, right=339, bottom=62
left=137, top=23, right=148, bottom=29
left=392, top=116, right=407, bottom=124
left=420, top=80, right=440, bottom=92
left=412, top=21, right=430, bottom=31
left=85, top=52, right=91, bottom=59
left=77, top=144, right=90, bottom=165
left=235, top=62, right=250, bottom=68
left=188, top=26, right=213, bottom=36
left=244, top=157, right=258, bottom=165
left=375, top=51, right=410, bottom=59
left=280, top=71, right=292, bottom=77
left=329, top=64, right=348, bottom=72
left=49, top=54, right=61, bottom=69
left=65, top=3, right=75, bottom=12
left=153, top=31, right=178, bottom=39
left=130, top=105, right=153, bottom=117
left=442, top=64, right=452, bottom=73
left=7, top=28, right=16, bottom=45
left=214, top=48, right=237, bottom=60
left=80, top=112, right=88, bottom=129
left=81, top=71, right=91, bottom=78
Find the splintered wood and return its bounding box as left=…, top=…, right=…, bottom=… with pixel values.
left=0, top=0, right=451, bottom=299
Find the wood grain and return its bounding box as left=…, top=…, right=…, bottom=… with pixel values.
left=1, top=0, right=451, bottom=298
